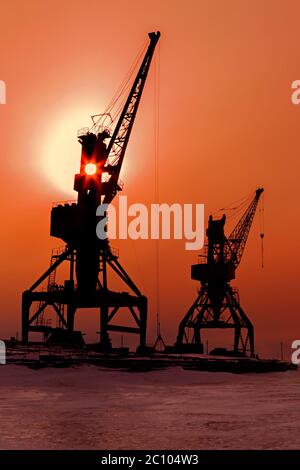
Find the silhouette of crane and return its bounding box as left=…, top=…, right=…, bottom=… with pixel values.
left=22, top=32, right=160, bottom=351
left=175, top=188, right=264, bottom=357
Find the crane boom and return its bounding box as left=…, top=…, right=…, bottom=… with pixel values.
left=103, top=31, right=160, bottom=204
left=225, top=188, right=264, bottom=268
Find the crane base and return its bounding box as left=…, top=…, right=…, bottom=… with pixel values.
left=21, top=246, right=147, bottom=352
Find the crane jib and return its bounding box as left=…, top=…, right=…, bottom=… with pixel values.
left=103, top=31, right=160, bottom=205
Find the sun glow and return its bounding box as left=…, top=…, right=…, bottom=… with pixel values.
left=39, top=106, right=99, bottom=196
left=38, top=104, right=135, bottom=197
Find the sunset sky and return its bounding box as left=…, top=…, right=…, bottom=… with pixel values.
left=1, top=0, right=300, bottom=356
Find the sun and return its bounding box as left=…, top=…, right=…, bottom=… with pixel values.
left=37, top=103, right=135, bottom=198
left=39, top=106, right=96, bottom=197
left=84, top=163, right=97, bottom=175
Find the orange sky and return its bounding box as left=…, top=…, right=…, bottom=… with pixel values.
left=1, top=0, right=300, bottom=356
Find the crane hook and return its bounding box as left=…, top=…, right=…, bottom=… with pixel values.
left=260, top=233, right=264, bottom=268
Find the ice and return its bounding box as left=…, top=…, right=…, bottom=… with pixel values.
left=0, top=365, right=299, bottom=449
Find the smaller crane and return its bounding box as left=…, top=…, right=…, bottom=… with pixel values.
left=175, top=188, right=264, bottom=358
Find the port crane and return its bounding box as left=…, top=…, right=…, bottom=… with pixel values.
left=175, top=188, right=264, bottom=357
left=22, top=32, right=160, bottom=351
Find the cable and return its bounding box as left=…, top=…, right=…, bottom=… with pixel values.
left=104, top=39, right=147, bottom=115
left=154, top=42, right=161, bottom=331
left=90, top=39, right=148, bottom=133
left=212, top=191, right=253, bottom=217
left=259, top=192, right=265, bottom=268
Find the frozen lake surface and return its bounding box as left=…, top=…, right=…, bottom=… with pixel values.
left=0, top=365, right=299, bottom=449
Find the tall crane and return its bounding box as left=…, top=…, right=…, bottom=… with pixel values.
left=175, top=188, right=264, bottom=357
left=22, top=32, right=160, bottom=351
